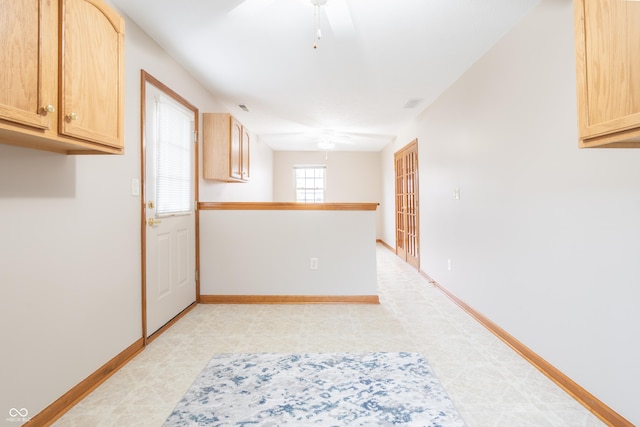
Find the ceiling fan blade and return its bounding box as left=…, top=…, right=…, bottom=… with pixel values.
left=261, top=129, right=389, bottom=145
left=323, top=0, right=355, bottom=37
left=228, top=0, right=276, bottom=17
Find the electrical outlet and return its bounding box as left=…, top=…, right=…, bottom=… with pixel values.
left=310, top=257, right=318, bottom=270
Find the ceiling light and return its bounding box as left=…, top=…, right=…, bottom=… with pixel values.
left=318, top=140, right=335, bottom=150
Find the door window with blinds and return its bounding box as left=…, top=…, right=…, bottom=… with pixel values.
left=294, top=165, right=326, bottom=203
left=152, top=93, right=194, bottom=216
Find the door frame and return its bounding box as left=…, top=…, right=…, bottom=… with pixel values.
left=394, top=139, right=420, bottom=269
left=140, top=70, right=200, bottom=345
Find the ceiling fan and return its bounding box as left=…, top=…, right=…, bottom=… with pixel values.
left=229, top=0, right=355, bottom=47
left=309, top=0, right=355, bottom=47
left=260, top=129, right=393, bottom=151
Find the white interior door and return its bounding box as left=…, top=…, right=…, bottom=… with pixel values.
left=144, top=79, right=196, bottom=337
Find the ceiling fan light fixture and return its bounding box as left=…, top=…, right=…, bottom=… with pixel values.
left=311, top=0, right=328, bottom=49
left=318, top=140, right=335, bottom=150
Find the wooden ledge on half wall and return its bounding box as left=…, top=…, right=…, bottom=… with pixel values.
left=198, top=202, right=379, bottom=211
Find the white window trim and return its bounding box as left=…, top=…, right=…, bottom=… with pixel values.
left=293, top=165, right=326, bottom=203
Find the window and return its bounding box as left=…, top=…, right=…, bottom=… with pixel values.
left=153, top=93, right=194, bottom=216
left=294, top=166, right=326, bottom=203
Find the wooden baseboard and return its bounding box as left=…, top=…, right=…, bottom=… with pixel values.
left=200, top=295, right=380, bottom=304
left=418, top=270, right=632, bottom=427
left=146, top=301, right=197, bottom=345
left=376, top=239, right=394, bottom=252
left=28, top=338, right=144, bottom=427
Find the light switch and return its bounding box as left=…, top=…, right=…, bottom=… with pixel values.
left=131, top=178, right=140, bottom=196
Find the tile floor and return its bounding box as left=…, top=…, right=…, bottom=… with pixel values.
left=53, top=244, right=606, bottom=426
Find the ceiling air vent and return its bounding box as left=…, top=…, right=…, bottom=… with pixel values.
left=238, top=104, right=250, bottom=112
left=402, top=99, right=422, bottom=109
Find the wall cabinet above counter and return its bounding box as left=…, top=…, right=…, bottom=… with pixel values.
left=0, top=0, right=125, bottom=154
left=574, top=0, right=640, bottom=148
left=203, top=113, right=250, bottom=182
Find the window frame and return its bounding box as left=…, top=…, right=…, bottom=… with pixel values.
left=293, top=165, right=326, bottom=203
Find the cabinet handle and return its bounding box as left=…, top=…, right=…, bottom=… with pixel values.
left=66, top=112, right=78, bottom=122
left=41, top=104, right=56, bottom=114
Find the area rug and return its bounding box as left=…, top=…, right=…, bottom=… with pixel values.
left=164, top=352, right=465, bottom=426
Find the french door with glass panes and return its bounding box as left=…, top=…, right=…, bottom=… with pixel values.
left=394, top=140, right=419, bottom=269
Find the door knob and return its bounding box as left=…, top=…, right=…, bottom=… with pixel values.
left=148, top=218, right=162, bottom=227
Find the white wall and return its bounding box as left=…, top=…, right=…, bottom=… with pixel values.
left=0, top=7, right=273, bottom=423
left=200, top=209, right=377, bottom=296
left=381, top=0, right=640, bottom=424
left=0, top=145, right=142, bottom=425
left=273, top=151, right=382, bottom=237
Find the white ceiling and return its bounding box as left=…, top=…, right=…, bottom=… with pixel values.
left=109, top=0, right=541, bottom=151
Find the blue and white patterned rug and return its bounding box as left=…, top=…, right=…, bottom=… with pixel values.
left=164, top=352, right=466, bottom=426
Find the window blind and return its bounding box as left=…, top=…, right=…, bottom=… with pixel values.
left=155, top=95, right=193, bottom=216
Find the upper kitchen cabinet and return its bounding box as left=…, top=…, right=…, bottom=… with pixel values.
left=574, top=0, right=640, bottom=148
left=0, top=0, right=125, bottom=154
left=203, top=113, right=250, bottom=182
left=0, top=0, right=56, bottom=133
left=60, top=0, right=124, bottom=149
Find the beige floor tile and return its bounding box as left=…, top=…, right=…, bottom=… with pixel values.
left=52, top=244, right=605, bottom=427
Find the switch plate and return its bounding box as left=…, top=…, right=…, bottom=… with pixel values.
left=310, top=257, right=319, bottom=270
left=131, top=178, right=140, bottom=196
left=447, top=259, right=452, bottom=271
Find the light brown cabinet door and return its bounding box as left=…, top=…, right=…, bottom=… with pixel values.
left=241, top=126, right=250, bottom=181
left=575, top=0, right=640, bottom=147
left=0, top=0, right=54, bottom=130
left=202, top=113, right=250, bottom=182
left=59, top=0, right=124, bottom=148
